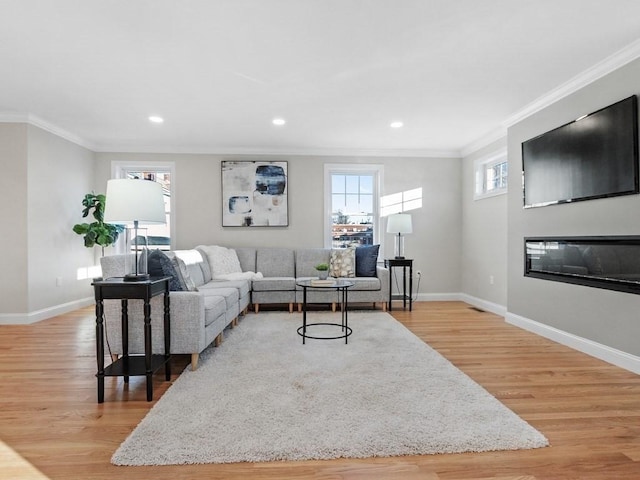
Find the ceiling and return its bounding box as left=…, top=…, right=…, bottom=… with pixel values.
left=1, top=0, right=640, bottom=157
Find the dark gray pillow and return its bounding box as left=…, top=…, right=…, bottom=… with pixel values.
left=147, top=250, right=184, bottom=291
left=355, top=244, right=380, bottom=277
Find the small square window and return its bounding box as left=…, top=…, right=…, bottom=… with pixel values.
left=474, top=150, right=508, bottom=200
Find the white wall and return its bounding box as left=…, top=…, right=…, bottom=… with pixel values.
left=507, top=58, right=640, bottom=357
left=461, top=138, right=508, bottom=311
left=95, top=152, right=462, bottom=295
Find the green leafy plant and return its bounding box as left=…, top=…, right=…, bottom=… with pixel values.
left=314, top=263, right=329, bottom=271
left=73, top=193, right=124, bottom=251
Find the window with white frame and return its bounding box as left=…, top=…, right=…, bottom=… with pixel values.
left=474, top=148, right=508, bottom=199
left=324, top=164, right=383, bottom=249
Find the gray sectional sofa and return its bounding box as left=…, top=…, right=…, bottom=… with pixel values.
left=100, top=245, right=389, bottom=370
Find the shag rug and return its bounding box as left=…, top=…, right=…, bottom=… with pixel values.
left=112, top=311, right=548, bottom=465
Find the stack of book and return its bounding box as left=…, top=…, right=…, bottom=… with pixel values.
left=310, top=278, right=336, bottom=286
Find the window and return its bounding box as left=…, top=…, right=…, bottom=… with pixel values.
left=324, top=164, right=383, bottom=249
left=474, top=148, right=508, bottom=199
left=112, top=162, right=174, bottom=251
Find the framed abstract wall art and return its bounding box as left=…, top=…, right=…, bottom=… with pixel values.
left=221, top=161, right=289, bottom=227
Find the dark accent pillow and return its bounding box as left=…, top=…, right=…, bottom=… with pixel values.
left=147, top=249, right=184, bottom=291
left=355, top=244, right=380, bottom=277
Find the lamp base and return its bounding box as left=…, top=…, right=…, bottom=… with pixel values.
left=123, top=273, right=150, bottom=282
left=394, top=256, right=405, bottom=259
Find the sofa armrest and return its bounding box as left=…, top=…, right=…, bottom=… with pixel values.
left=103, top=290, right=207, bottom=355
left=376, top=265, right=390, bottom=295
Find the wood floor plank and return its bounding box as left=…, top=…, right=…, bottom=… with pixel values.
left=0, top=301, right=639, bottom=479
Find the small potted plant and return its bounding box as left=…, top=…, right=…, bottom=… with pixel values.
left=314, top=263, right=330, bottom=280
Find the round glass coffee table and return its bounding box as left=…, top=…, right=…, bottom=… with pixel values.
left=296, top=279, right=354, bottom=344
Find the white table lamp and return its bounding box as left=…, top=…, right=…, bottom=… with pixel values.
left=387, top=213, right=412, bottom=259
left=104, top=179, right=166, bottom=281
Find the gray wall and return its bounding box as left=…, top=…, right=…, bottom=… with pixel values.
left=507, top=58, right=640, bottom=356
left=0, top=124, right=96, bottom=318
left=0, top=123, right=28, bottom=314
left=27, top=125, right=96, bottom=312
left=461, top=138, right=508, bottom=309
left=95, top=152, right=463, bottom=295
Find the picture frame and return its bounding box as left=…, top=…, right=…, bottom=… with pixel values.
left=221, top=160, right=288, bottom=227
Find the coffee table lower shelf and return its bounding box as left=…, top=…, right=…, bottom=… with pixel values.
left=297, top=322, right=353, bottom=342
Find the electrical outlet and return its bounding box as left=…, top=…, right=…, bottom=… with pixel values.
left=56, top=276, right=63, bottom=287
left=489, top=275, right=494, bottom=285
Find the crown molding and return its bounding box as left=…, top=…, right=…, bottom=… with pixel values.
left=91, top=144, right=462, bottom=159
left=0, top=112, right=95, bottom=150
left=459, top=126, right=507, bottom=158
left=4, top=40, right=640, bottom=159
left=461, top=38, right=640, bottom=157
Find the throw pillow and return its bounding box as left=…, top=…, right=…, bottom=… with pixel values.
left=165, top=252, right=198, bottom=291
left=355, top=244, right=380, bottom=277
left=329, top=248, right=355, bottom=278
left=147, top=250, right=184, bottom=291
left=198, top=245, right=242, bottom=278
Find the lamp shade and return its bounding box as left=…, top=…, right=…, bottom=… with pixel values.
left=386, top=213, right=412, bottom=234
left=104, top=179, right=166, bottom=225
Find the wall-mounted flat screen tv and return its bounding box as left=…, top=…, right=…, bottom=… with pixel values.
left=522, top=95, right=639, bottom=208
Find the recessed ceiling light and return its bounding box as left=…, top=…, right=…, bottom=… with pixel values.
left=272, top=117, right=286, bottom=126
left=149, top=115, right=164, bottom=124
left=390, top=121, right=404, bottom=128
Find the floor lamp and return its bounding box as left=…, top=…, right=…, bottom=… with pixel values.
left=387, top=213, right=412, bottom=259
left=104, top=179, right=166, bottom=281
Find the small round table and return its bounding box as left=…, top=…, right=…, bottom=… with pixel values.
left=296, top=279, right=354, bottom=344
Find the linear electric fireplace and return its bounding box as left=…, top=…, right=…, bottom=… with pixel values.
left=525, top=236, right=640, bottom=294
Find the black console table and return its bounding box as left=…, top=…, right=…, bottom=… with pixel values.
left=92, top=276, right=171, bottom=403
left=384, top=258, right=413, bottom=311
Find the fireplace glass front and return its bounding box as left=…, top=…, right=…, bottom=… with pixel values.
left=525, top=236, right=640, bottom=294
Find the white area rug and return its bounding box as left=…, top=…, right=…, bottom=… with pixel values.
left=112, top=312, right=548, bottom=465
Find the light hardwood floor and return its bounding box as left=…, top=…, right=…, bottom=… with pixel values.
left=1, top=302, right=639, bottom=480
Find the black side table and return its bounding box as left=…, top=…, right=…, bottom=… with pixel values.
left=384, top=258, right=413, bottom=311
left=92, top=276, right=171, bottom=403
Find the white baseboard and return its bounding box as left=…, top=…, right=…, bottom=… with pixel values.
left=413, top=293, right=507, bottom=318
left=458, top=294, right=507, bottom=317
left=0, top=297, right=94, bottom=325
left=506, top=311, right=640, bottom=375
left=414, top=292, right=461, bottom=302
left=415, top=294, right=640, bottom=374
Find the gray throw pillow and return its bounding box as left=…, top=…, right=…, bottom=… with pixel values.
left=147, top=249, right=184, bottom=291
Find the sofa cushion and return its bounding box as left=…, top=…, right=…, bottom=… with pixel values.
left=200, top=279, right=251, bottom=299
left=295, top=248, right=331, bottom=277
left=194, top=248, right=213, bottom=282
left=199, top=286, right=239, bottom=310
left=174, top=249, right=206, bottom=286
left=256, top=248, right=295, bottom=277
left=147, top=250, right=184, bottom=291
left=235, top=247, right=257, bottom=272
left=251, top=277, right=296, bottom=292
left=203, top=294, right=227, bottom=327
left=348, top=276, right=381, bottom=291
left=330, top=248, right=355, bottom=278
left=355, top=244, right=380, bottom=277
left=197, top=245, right=242, bottom=278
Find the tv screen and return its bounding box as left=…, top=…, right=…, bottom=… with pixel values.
left=522, top=95, right=639, bottom=208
